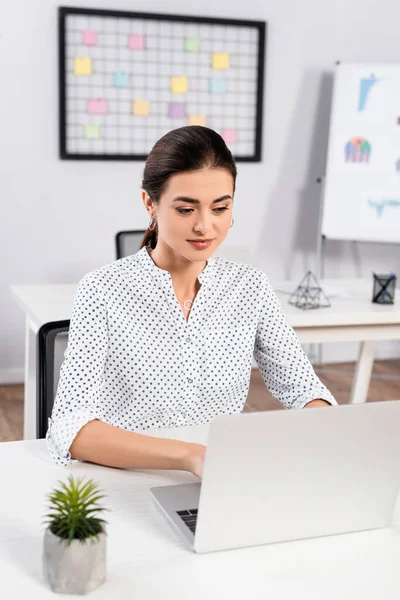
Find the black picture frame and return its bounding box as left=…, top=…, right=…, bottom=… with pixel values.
left=59, top=6, right=266, bottom=162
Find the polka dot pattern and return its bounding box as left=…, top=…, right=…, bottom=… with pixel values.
left=46, top=247, right=336, bottom=466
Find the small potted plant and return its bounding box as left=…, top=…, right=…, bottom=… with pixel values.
left=43, top=475, right=108, bottom=595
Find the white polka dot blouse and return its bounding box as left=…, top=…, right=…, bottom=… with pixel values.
left=46, top=246, right=336, bottom=465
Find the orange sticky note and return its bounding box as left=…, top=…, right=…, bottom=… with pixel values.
left=189, top=115, right=206, bottom=126
left=74, top=57, right=92, bottom=75
left=133, top=100, right=150, bottom=116
left=212, top=53, right=229, bottom=69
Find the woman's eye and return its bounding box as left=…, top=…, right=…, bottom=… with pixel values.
left=176, top=206, right=229, bottom=215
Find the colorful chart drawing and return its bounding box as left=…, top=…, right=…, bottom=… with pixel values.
left=358, top=74, right=378, bottom=111
left=368, top=198, right=400, bottom=217
left=169, top=102, right=186, bottom=118
left=87, top=99, right=107, bottom=114
left=344, top=137, right=371, bottom=162
left=113, top=72, right=129, bottom=88
left=128, top=34, right=145, bottom=50
left=85, top=124, right=100, bottom=139
left=74, top=57, right=92, bottom=76
left=83, top=30, right=97, bottom=46
left=171, top=77, right=188, bottom=94
left=133, top=100, right=150, bottom=116
left=212, top=53, right=229, bottom=69
left=189, top=115, right=206, bottom=126
left=185, top=37, right=200, bottom=52
left=222, top=128, right=237, bottom=144
left=210, top=78, right=226, bottom=94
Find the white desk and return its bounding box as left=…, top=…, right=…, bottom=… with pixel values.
left=1, top=424, right=400, bottom=599
left=10, top=280, right=400, bottom=440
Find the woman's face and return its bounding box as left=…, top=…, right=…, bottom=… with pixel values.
left=142, top=168, right=234, bottom=261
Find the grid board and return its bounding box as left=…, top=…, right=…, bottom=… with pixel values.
left=59, top=7, right=266, bottom=161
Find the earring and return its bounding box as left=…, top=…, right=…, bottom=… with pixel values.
left=148, top=218, right=157, bottom=231
left=230, top=218, right=234, bottom=228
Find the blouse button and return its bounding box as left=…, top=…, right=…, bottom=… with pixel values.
left=185, top=337, right=191, bottom=343
left=187, top=378, right=193, bottom=384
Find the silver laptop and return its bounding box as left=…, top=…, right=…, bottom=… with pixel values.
left=150, top=400, right=400, bottom=554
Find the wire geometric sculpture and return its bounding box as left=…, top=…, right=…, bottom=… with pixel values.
left=372, top=272, right=396, bottom=304
left=288, top=271, right=331, bottom=310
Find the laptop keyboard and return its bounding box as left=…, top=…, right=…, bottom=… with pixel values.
left=177, top=509, right=198, bottom=534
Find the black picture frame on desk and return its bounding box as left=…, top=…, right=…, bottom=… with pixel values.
left=58, top=6, right=266, bottom=162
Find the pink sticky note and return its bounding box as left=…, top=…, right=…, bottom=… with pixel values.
left=87, top=99, right=107, bottom=115
left=83, top=30, right=97, bottom=46
left=128, top=34, right=145, bottom=50
left=223, top=128, right=237, bottom=144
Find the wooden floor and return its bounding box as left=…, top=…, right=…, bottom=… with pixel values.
left=1, top=359, right=400, bottom=442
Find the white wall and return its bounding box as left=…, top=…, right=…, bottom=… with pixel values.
left=1, top=0, right=400, bottom=382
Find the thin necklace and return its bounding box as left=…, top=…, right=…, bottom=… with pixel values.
left=178, top=285, right=200, bottom=312
left=180, top=299, right=193, bottom=311
left=147, top=249, right=200, bottom=313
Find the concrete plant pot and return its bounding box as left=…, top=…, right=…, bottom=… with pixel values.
left=43, top=527, right=106, bottom=594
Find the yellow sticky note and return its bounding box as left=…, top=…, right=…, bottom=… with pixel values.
left=74, top=57, right=92, bottom=75
left=212, top=53, right=229, bottom=69
left=133, top=100, right=150, bottom=116
left=189, top=115, right=206, bottom=126
left=171, top=77, right=188, bottom=94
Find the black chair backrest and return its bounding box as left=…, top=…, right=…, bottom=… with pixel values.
left=37, top=320, right=70, bottom=439
left=115, top=230, right=146, bottom=259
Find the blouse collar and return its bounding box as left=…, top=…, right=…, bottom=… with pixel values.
left=136, top=246, right=216, bottom=285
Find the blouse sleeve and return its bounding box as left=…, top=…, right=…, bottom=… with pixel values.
left=46, top=273, right=109, bottom=466
left=253, top=274, right=337, bottom=409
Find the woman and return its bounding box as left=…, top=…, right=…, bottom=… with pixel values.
left=47, top=126, right=336, bottom=477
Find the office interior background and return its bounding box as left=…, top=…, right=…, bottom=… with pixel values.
left=1, top=0, right=400, bottom=439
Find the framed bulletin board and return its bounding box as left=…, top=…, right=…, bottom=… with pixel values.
left=59, top=7, right=266, bottom=161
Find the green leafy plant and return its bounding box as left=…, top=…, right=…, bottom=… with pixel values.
left=43, top=476, right=108, bottom=545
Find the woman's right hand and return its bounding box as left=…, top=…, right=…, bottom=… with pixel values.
left=182, top=443, right=207, bottom=478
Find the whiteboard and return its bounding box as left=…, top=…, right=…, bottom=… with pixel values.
left=321, top=63, right=400, bottom=243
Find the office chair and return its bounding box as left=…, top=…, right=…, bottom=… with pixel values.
left=36, top=320, right=70, bottom=439
left=115, top=230, right=146, bottom=259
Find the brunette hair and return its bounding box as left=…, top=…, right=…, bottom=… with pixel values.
left=140, top=126, right=237, bottom=250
